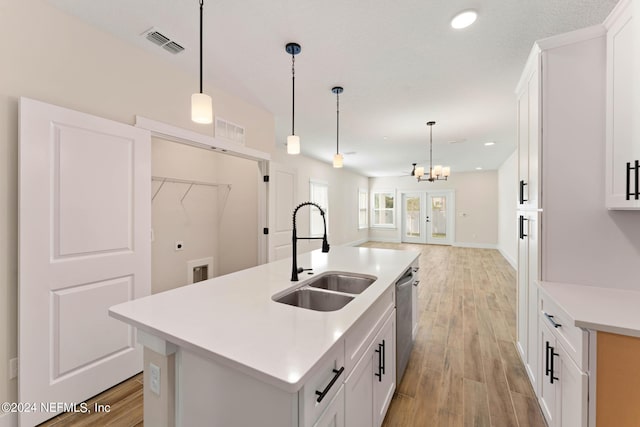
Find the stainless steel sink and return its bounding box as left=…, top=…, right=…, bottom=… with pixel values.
left=273, top=272, right=378, bottom=311
left=275, top=288, right=354, bottom=311
left=307, top=273, right=376, bottom=294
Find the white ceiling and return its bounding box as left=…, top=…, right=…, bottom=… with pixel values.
left=48, top=0, right=617, bottom=177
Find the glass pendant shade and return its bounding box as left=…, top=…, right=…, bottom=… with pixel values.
left=191, top=93, right=213, bottom=124
left=415, top=166, right=425, bottom=177
left=443, top=166, right=451, bottom=177
left=287, top=135, right=300, bottom=155
left=333, top=153, right=344, bottom=168
left=433, top=165, right=443, bottom=177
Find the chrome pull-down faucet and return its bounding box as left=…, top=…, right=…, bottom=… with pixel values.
left=291, top=202, right=330, bottom=281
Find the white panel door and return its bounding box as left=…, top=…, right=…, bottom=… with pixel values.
left=267, top=162, right=297, bottom=261
left=19, top=97, right=151, bottom=426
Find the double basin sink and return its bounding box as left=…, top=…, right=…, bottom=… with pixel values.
left=273, top=272, right=377, bottom=312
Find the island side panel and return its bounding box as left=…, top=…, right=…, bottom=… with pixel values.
left=177, top=348, right=298, bottom=427
left=596, top=332, right=640, bottom=427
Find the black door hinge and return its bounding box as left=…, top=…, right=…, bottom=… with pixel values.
left=263, top=228, right=269, bottom=235
left=263, top=175, right=270, bottom=182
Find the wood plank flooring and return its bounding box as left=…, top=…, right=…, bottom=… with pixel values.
left=38, top=243, right=546, bottom=427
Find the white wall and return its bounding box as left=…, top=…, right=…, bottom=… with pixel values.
left=272, top=149, right=370, bottom=253
left=541, top=36, right=640, bottom=290
left=0, top=1, right=274, bottom=407
left=368, top=171, right=499, bottom=247
left=497, top=151, right=518, bottom=268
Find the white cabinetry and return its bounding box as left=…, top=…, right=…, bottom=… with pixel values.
left=605, top=0, right=640, bottom=209
left=515, top=25, right=606, bottom=398
left=345, top=309, right=396, bottom=427
left=515, top=47, right=542, bottom=395
left=538, top=293, right=589, bottom=427
left=313, top=385, right=345, bottom=427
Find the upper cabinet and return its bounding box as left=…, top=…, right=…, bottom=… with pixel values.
left=516, top=52, right=541, bottom=211
left=605, top=0, right=640, bottom=209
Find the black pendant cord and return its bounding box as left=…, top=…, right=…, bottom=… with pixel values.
left=429, top=124, right=433, bottom=178
left=291, top=54, right=295, bottom=135
left=199, top=0, right=203, bottom=94
left=336, top=92, right=340, bottom=154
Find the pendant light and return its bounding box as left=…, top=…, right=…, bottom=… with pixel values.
left=285, top=43, right=302, bottom=154
left=414, top=121, right=450, bottom=182
left=191, top=0, right=213, bottom=124
left=332, top=86, right=344, bottom=168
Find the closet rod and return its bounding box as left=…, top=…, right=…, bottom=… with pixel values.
left=151, top=176, right=231, bottom=202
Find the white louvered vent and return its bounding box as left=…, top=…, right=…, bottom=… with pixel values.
left=215, top=117, right=246, bottom=146
left=141, top=27, right=184, bottom=55
left=163, top=41, right=184, bottom=54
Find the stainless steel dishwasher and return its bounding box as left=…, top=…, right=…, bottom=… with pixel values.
left=396, top=267, right=415, bottom=383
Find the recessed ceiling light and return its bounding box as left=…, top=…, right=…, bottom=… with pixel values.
left=475, top=167, right=483, bottom=170
left=451, top=10, right=478, bottom=29
left=484, top=141, right=495, bottom=146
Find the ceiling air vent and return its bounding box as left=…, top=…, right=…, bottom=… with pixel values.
left=163, top=41, right=184, bottom=54
left=141, top=27, right=184, bottom=55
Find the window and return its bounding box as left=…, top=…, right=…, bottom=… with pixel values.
left=310, top=180, right=329, bottom=237
left=372, top=191, right=395, bottom=227
left=358, top=188, right=368, bottom=229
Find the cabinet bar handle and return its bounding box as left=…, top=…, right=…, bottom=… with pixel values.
left=381, top=339, right=386, bottom=375
left=375, top=343, right=383, bottom=382
left=545, top=341, right=551, bottom=377
left=543, top=312, right=562, bottom=328
left=519, top=180, right=528, bottom=204
left=627, top=161, right=640, bottom=201
left=413, top=280, right=420, bottom=287
left=519, top=215, right=528, bottom=240
left=315, top=367, right=344, bottom=403
left=550, top=347, right=559, bottom=384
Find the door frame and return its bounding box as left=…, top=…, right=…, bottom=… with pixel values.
left=134, top=116, right=271, bottom=265
left=399, top=189, right=455, bottom=245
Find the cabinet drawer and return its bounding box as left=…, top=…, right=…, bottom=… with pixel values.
left=540, top=292, right=588, bottom=370
left=299, top=340, right=345, bottom=427
left=344, top=287, right=394, bottom=378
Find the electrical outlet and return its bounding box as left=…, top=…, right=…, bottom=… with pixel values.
left=149, top=363, right=161, bottom=395
left=175, top=241, right=184, bottom=251
left=9, top=358, right=18, bottom=379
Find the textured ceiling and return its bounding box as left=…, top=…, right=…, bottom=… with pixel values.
left=48, top=0, right=618, bottom=177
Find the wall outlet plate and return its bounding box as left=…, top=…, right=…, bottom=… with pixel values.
left=149, top=362, right=160, bottom=395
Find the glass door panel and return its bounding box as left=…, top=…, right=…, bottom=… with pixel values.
left=401, top=193, right=425, bottom=243
left=426, top=192, right=453, bottom=245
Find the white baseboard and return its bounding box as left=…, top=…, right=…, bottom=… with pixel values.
left=341, top=238, right=369, bottom=247
left=0, top=412, right=17, bottom=427
left=366, top=238, right=402, bottom=243
left=453, top=242, right=498, bottom=249
left=498, top=247, right=517, bottom=270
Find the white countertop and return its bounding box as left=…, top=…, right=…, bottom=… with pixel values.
left=539, top=281, right=640, bottom=338
left=109, top=246, right=419, bottom=393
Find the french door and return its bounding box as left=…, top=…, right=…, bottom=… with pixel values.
left=401, top=190, right=454, bottom=245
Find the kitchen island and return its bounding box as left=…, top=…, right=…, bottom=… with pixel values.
left=109, top=246, right=419, bottom=427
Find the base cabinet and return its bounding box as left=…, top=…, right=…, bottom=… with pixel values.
left=313, top=385, right=345, bottom=427
left=539, top=316, right=588, bottom=427
left=345, top=310, right=396, bottom=427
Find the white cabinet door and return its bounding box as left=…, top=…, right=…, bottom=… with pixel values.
left=344, top=347, right=374, bottom=427
left=373, top=312, right=396, bottom=427
left=557, top=344, right=588, bottom=427
left=18, top=97, right=151, bottom=426
left=516, top=214, right=529, bottom=360
left=314, top=385, right=345, bottom=427
left=605, top=0, right=640, bottom=209
left=539, top=321, right=557, bottom=426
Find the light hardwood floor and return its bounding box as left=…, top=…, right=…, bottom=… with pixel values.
left=39, top=243, right=546, bottom=427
